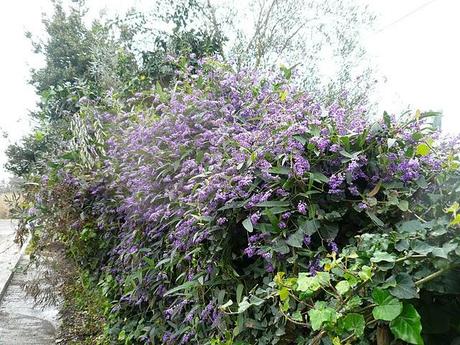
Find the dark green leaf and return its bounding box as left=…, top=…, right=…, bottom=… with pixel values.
left=389, top=303, right=424, bottom=345
left=390, top=273, right=418, bottom=299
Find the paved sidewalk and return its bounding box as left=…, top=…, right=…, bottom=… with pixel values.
left=0, top=220, right=59, bottom=344
left=0, top=220, right=21, bottom=301
left=0, top=255, right=59, bottom=344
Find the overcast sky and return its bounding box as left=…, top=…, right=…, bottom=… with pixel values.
left=0, top=0, right=458, bottom=180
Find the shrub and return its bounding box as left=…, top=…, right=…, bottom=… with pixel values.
left=22, top=59, right=460, bottom=344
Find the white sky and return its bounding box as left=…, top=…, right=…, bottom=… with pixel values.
left=0, top=0, right=458, bottom=180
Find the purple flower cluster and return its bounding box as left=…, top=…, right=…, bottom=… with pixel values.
left=78, top=59, right=460, bottom=343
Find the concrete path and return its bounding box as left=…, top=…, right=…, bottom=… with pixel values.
left=0, top=220, right=59, bottom=344
left=0, top=220, right=21, bottom=301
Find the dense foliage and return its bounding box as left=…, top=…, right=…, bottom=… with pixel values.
left=7, top=1, right=460, bottom=344
left=18, top=59, right=460, bottom=344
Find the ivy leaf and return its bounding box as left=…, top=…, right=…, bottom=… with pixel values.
left=308, top=302, right=337, bottom=331
left=272, top=240, right=290, bottom=254
left=398, top=200, right=409, bottom=212
left=286, top=229, right=304, bottom=248
left=340, top=313, right=365, bottom=337
left=390, top=273, right=419, bottom=299
left=242, top=217, right=253, bottom=233
left=219, top=299, right=233, bottom=309
left=319, top=224, right=339, bottom=240
left=390, top=303, right=424, bottom=345
left=279, top=287, right=289, bottom=301
left=358, top=265, right=372, bottom=282
left=398, top=220, right=423, bottom=234
left=335, top=281, right=350, bottom=295
left=299, top=219, right=320, bottom=236
left=237, top=298, right=251, bottom=313
left=411, top=240, right=434, bottom=255
left=372, top=289, right=403, bottom=321
left=432, top=242, right=458, bottom=259
left=291, top=310, right=303, bottom=322
left=371, top=251, right=396, bottom=263
left=296, top=273, right=318, bottom=292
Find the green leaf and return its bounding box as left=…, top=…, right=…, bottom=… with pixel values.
left=390, top=273, right=418, bottom=299
left=390, top=303, right=424, bottom=345
left=372, top=289, right=403, bottom=321
left=220, top=300, right=234, bottom=309
left=296, top=273, right=319, bottom=292
left=236, top=284, right=244, bottom=304
left=286, top=229, right=304, bottom=248
left=299, top=219, right=319, bottom=236
left=237, top=298, right=251, bottom=313
left=269, top=166, right=290, bottom=175
left=398, top=220, right=423, bottom=233
left=358, top=265, right=372, bottom=282
left=432, top=242, right=458, bottom=259
left=273, top=240, right=290, bottom=254
left=279, top=287, right=289, bottom=301
left=398, top=200, right=409, bottom=212
left=366, top=211, right=384, bottom=227
left=308, top=302, right=337, bottom=331
left=371, top=251, right=396, bottom=263
left=340, top=313, right=365, bottom=337
left=242, top=217, right=253, bottom=233
left=163, top=280, right=199, bottom=296
left=411, top=240, right=434, bottom=255
left=387, top=138, right=397, bottom=149
left=291, top=310, right=303, bottom=322
left=256, top=200, right=290, bottom=207
left=296, top=272, right=330, bottom=293
left=310, top=172, right=329, bottom=183
left=335, top=281, right=350, bottom=295
left=415, top=143, right=430, bottom=156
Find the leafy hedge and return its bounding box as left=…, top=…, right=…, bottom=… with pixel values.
left=20, top=59, right=460, bottom=344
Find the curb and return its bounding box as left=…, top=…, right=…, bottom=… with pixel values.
left=0, top=223, right=30, bottom=304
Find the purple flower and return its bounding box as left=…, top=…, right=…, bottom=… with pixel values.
left=348, top=185, right=360, bottom=196
left=181, top=332, right=195, bottom=344
left=328, top=241, right=339, bottom=254
left=329, top=144, right=341, bottom=152
left=297, top=201, right=307, bottom=215
left=278, top=221, right=287, bottom=229
left=328, top=173, right=345, bottom=194
left=293, top=155, right=310, bottom=176
left=217, top=217, right=228, bottom=225
left=308, top=258, right=322, bottom=276
left=266, top=263, right=275, bottom=273
left=250, top=212, right=261, bottom=225
left=303, top=235, right=311, bottom=246
left=201, top=302, right=215, bottom=322
left=397, top=158, right=420, bottom=183
left=358, top=202, right=368, bottom=210
left=281, top=212, right=291, bottom=220
left=244, top=246, right=257, bottom=257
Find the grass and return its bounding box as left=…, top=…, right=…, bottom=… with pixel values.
left=56, top=264, right=109, bottom=345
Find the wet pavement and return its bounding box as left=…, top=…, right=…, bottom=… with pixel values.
left=0, top=221, right=59, bottom=345
left=0, top=220, right=21, bottom=300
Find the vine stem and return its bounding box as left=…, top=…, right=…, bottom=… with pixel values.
left=394, top=254, right=426, bottom=263
left=415, top=266, right=453, bottom=286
